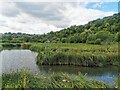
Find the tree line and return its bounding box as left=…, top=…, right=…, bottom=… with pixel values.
left=1, top=13, right=120, bottom=45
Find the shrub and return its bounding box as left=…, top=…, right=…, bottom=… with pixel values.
left=94, top=39, right=101, bottom=45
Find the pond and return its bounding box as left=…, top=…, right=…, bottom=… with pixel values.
left=0, top=49, right=118, bottom=86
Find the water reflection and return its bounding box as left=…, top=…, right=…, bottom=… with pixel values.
left=1, top=50, right=39, bottom=73
left=38, top=65, right=118, bottom=84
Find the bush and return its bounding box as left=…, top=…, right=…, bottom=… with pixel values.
left=86, top=34, right=96, bottom=44
left=95, top=31, right=114, bottom=44
left=21, top=43, right=31, bottom=49
left=94, top=39, right=101, bottom=45
left=115, top=32, right=120, bottom=42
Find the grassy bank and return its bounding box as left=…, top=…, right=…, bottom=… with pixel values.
left=30, top=43, right=119, bottom=67
left=1, top=43, right=119, bottom=67
left=0, top=45, right=2, bottom=51
left=1, top=43, right=31, bottom=49
left=2, top=69, right=110, bottom=89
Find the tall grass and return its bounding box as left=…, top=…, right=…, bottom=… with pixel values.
left=0, top=44, right=2, bottom=51
left=30, top=43, right=119, bottom=67
left=1, top=43, right=21, bottom=48
left=1, top=43, right=32, bottom=50
left=2, top=70, right=110, bottom=89
left=21, top=43, right=31, bottom=49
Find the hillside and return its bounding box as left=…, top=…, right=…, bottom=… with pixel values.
left=2, top=13, right=120, bottom=44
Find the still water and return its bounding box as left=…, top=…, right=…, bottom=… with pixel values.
left=0, top=49, right=118, bottom=85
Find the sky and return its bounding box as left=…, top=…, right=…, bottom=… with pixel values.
left=0, top=0, right=119, bottom=34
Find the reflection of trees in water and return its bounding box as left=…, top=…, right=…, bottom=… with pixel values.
left=38, top=65, right=118, bottom=76
left=38, top=66, right=118, bottom=85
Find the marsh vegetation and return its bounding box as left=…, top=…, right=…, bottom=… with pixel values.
left=1, top=13, right=119, bottom=89
left=30, top=43, right=119, bottom=67
left=2, top=69, right=111, bottom=89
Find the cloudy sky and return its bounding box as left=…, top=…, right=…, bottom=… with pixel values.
left=0, top=0, right=119, bottom=34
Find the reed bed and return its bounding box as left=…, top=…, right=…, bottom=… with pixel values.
left=2, top=70, right=110, bottom=89
left=30, top=43, right=119, bottom=67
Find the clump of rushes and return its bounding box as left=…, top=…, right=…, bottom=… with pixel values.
left=2, top=69, right=30, bottom=88
left=21, top=43, right=31, bottom=49
left=30, top=43, right=119, bottom=67
left=2, top=70, right=110, bottom=89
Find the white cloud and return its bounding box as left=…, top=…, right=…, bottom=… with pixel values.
left=62, top=4, right=116, bottom=26
left=1, top=0, right=119, bottom=2
left=92, top=2, right=103, bottom=8
left=0, top=13, right=60, bottom=34
left=0, top=2, right=117, bottom=34
left=1, top=2, right=20, bottom=17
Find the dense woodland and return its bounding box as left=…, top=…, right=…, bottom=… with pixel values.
left=1, top=13, right=120, bottom=45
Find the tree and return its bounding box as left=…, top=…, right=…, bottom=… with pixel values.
left=86, top=34, right=96, bottom=44
left=95, top=31, right=114, bottom=44
left=80, top=29, right=92, bottom=43
left=61, top=38, right=67, bottom=43
left=94, top=39, right=101, bottom=45
left=115, top=32, right=120, bottom=42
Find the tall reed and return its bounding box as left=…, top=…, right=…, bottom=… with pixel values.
left=30, top=43, right=118, bottom=67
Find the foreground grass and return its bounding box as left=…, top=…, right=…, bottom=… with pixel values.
left=2, top=69, right=110, bottom=89
left=30, top=43, right=119, bottom=67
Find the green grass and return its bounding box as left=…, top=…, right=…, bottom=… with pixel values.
left=1, top=43, right=119, bottom=89
left=2, top=69, right=110, bottom=89
left=30, top=43, right=119, bottom=67
left=1, top=43, right=32, bottom=49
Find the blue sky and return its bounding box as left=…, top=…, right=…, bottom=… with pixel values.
left=86, top=2, right=118, bottom=12
left=0, top=1, right=118, bottom=34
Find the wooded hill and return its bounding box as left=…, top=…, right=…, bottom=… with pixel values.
left=2, top=13, right=120, bottom=45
